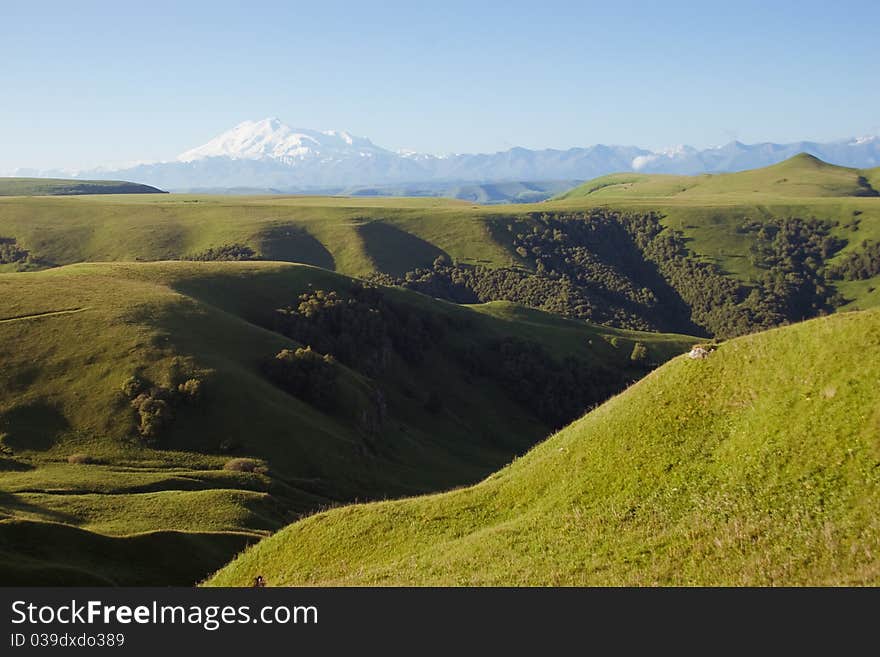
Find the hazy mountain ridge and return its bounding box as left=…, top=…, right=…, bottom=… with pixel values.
left=13, top=118, right=880, bottom=191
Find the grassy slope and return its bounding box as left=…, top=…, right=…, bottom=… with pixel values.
left=0, top=520, right=254, bottom=586
left=208, top=309, right=880, bottom=586
left=548, top=155, right=880, bottom=295
left=0, top=261, right=694, bottom=584
left=865, top=166, right=880, bottom=191
left=554, top=154, right=879, bottom=200
left=0, top=178, right=165, bottom=196
left=0, top=195, right=511, bottom=276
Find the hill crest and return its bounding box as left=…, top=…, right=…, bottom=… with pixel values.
left=0, top=178, right=166, bottom=196
left=555, top=153, right=880, bottom=200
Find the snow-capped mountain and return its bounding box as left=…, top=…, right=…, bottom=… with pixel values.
left=16, top=118, right=880, bottom=191
left=176, top=118, right=389, bottom=164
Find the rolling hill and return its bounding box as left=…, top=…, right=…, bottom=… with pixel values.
left=0, top=177, right=166, bottom=196
left=554, top=154, right=880, bottom=200
left=207, top=308, right=880, bottom=586
left=2, top=156, right=879, bottom=331
left=0, top=260, right=694, bottom=584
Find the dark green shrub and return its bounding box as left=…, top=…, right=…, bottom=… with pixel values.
left=177, top=378, right=203, bottom=402
left=264, top=346, right=339, bottom=410
left=827, top=240, right=880, bottom=281
left=122, top=370, right=207, bottom=444
left=0, top=237, right=29, bottom=265
left=274, top=285, right=443, bottom=376
left=121, top=376, right=145, bottom=398
left=130, top=393, right=173, bottom=443
left=188, top=244, right=259, bottom=261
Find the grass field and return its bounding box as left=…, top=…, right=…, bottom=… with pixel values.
left=208, top=308, right=880, bottom=586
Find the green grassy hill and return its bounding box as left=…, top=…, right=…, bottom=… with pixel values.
left=554, top=154, right=880, bottom=200
left=547, top=156, right=880, bottom=313
left=1, top=162, right=878, bottom=325
left=0, top=177, right=166, bottom=196
left=207, top=308, right=880, bottom=586
left=0, top=261, right=693, bottom=584
left=0, top=195, right=507, bottom=276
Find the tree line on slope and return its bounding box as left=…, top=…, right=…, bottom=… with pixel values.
left=738, top=217, right=844, bottom=326
left=372, top=210, right=849, bottom=339
left=0, top=236, right=45, bottom=269
left=827, top=240, right=880, bottom=281
left=188, top=244, right=259, bottom=261
left=266, top=284, right=642, bottom=430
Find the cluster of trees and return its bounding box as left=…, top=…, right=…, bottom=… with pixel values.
left=827, top=240, right=880, bottom=281
left=0, top=237, right=30, bottom=265
left=458, top=337, right=628, bottom=429
left=739, top=217, right=844, bottom=326
left=614, top=212, right=753, bottom=337
left=372, top=261, right=647, bottom=329
left=372, top=211, right=724, bottom=335
left=263, top=347, right=338, bottom=411
left=273, top=285, right=445, bottom=376
left=188, top=244, right=259, bottom=261
left=370, top=258, right=660, bottom=332
left=120, top=370, right=204, bottom=445
left=512, top=212, right=710, bottom=333
left=268, top=283, right=639, bottom=431
left=374, top=210, right=855, bottom=339
left=619, top=213, right=845, bottom=336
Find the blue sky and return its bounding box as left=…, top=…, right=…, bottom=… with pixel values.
left=2, top=0, right=878, bottom=169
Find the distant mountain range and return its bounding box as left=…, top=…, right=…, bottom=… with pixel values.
left=12, top=118, right=880, bottom=192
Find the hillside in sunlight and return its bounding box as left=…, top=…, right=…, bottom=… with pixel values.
left=208, top=309, right=880, bottom=586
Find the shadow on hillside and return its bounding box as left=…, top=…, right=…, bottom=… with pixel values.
left=0, top=401, right=69, bottom=451
left=0, top=492, right=79, bottom=524
left=357, top=221, right=449, bottom=276
left=0, top=457, right=33, bottom=472
left=257, top=224, right=335, bottom=270
left=0, top=519, right=257, bottom=586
